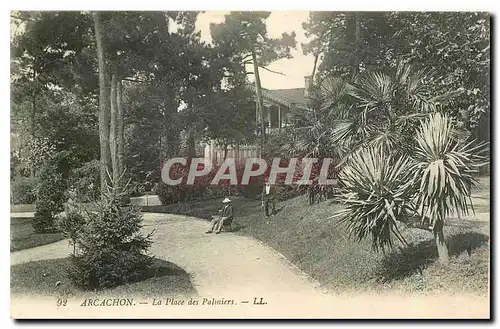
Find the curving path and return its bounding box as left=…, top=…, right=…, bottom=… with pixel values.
left=11, top=213, right=324, bottom=297
left=142, top=213, right=324, bottom=297
left=11, top=213, right=489, bottom=318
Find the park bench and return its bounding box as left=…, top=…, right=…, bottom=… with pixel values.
left=211, top=214, right=233, bottom=232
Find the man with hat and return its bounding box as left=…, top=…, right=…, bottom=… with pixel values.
left=262, top=177, right=276, bottom=217
left=206, top=197, right=234, bottom=234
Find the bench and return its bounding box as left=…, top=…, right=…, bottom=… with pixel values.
left=211, top=215, right=233, bottom=232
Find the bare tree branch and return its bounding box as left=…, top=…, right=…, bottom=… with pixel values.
left=260, top=66, right=285, bottom=76
left=122, top=77, right=146, bottom=83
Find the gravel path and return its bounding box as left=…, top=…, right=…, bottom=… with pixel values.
left=10, top=212, right=489, bottom=318
left=11, top=213, right=324, bottom=298
left=142, top=213, right=324, bottom=297
left=11, top=239, right=72, bottom=266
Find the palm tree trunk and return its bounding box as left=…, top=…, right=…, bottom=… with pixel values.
left=251, top=49, right=266, bottom=149
left=433, top=219, right=450, bottom=265
left=93, top=12, right=112, bottom=195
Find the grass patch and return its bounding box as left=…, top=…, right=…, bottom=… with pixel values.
left=236, top=195, right=489, bottom=295
left=141, top=179, right=490, bottom=296
left=11, top=258, right=197, bottom=299
left=142, top=195, right=262, bottom=224
left=11, top=217, right=65, bottom=252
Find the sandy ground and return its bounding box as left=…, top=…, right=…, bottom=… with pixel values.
left=142, top=213, right=324, bottom=297
left=10, top=212, right=489, bottom=318
left=11, top=213, right=324, bottom=297
left=11, top=178, right=490, bottom=319
left=11, top=239, right=72, bottom=266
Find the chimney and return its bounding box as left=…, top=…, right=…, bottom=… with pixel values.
left=304, top=76, right=312, bottom=98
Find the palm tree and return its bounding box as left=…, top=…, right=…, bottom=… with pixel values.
left=334, top=145, right=415, bottom=252
left=288, top=61, right=487, bottom=264
left=340, top=62, right=442, bottom=156
left=278, top=76, right=352, bottom=160
left=279, top=62, right=444, bottom=162
left=412, top=112, right=487, bottom=263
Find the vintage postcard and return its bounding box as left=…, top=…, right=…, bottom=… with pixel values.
left=10, top=10, right=490, bottom=319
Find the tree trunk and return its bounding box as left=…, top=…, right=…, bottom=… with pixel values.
left=93, top=12, right=112, bottom=195
left=433, top=219, right=450, bottom=265
left=311, top=52, right=319, bottom=83
left=252, top=49, right=266, bottom=149
left=31, top=90, right=36, bottom=137
left=164, top=91, right=180, bottom=159
left=187, top=128, right=196, bottom=158
left=346, top=12, right=361, bottom=79
left=30, top=88, right=37, bottom=177
left=117, top=79, right=125, bottom=178
left=110, top=72, right=118, bottom=184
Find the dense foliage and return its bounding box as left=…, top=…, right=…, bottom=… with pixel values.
left=11, top=176, right=37, bottom=204
left=33, top=157, right=67, bottom=233
left=68, top=160, right=100, bottom=203
left=10, top=11, right=489, bottom=269
left=67, top=180, right=153, bottom=290
left=336, top=146, right=415, bottom=251
left=302, top=12, right=490, bottom=141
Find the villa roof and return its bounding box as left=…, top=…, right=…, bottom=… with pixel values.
left=265, top=88, right=306, bottom=105
left=248, top=85, right=307, bottom=108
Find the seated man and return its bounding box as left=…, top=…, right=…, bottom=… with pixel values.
left=206, top=198, right=234, bottom=234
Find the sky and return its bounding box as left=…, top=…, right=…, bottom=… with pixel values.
left=195, top=11, right=315, bottom=90
left=10, top=11, right=315, bottom=91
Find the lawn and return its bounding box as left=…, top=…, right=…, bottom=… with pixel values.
left=11, top=258, right=197, bottom=299
left=10, top=217, right=65, bottom=252
left=239, top=196, right=489, bottom=296
left=142, top=176, right=490, bottom=296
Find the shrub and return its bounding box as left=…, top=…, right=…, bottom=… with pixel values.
left=156, top=160, right=245, bottom=205
left=275, top=183, right=305, bottom=201
left=157, top=181, right=187, bottom=204
left=69, top=160, right=100, bottom=203
left=11, top=176, right=37, bottom=204
left=67, top=179, right=153, bottom=290
left=55, top=188, right=85, bottom=253
left=33, top=159, right=67, bottom=233
left=335, top=146, right=416, bottom=252
left=238, top=183, right=263, bottom=199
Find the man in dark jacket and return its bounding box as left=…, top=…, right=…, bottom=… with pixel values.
left=262, top=179, right=276, bottom=216
left=206, top=198, right=234, bottom=234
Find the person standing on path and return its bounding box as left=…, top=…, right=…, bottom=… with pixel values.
left=262, top=178, right=276, bottom=217
left=206, top=198, right=234, bottom=234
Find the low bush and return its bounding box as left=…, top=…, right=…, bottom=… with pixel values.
left=67, top=180, right=154, bottom=290
left=11, top=176, right=37, bottom=204
left=33, top=159, right=67, bottom=233
left=55, top=188, right=85, bottom=253
left=275, top=184, right=305, bottom=201
left=69, top=160, right=100, bottom=203
left=157, top=160, right=262, bottom=205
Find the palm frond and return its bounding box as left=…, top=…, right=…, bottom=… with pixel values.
left=334, top=146, right=416, bottom=252
left=413, top=112, right=488, bottom=225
